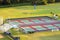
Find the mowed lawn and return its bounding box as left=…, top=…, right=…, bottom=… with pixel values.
left=9, top=30, right=60, bottom=40
left=0, top=3, right=60, bottom=20
left=8, top=29, right=60, bottom=40
left=0, top=3, right=60, bottom=40
left=40, top=35, right=60, bottom=40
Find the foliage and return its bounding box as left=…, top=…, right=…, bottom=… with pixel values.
left=0, top=0, right=59, bottom=5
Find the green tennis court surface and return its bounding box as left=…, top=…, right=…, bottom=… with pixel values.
left=6, top=16, right=60, bottom=34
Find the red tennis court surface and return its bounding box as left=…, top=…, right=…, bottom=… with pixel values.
left=6, top=16, right=60, bottom=33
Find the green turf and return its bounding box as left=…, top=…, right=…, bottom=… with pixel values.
left=9, top=28, right=19, bottom=35
left=13, top=3, right=60, bottom=14
left=40, top=34, right=60, bottom=40
left=0, top=3, right=60, bottom=20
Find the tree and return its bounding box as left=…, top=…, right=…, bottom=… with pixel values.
left=42, top=0, right=48, bottom=5
left=48, top=0, right=55, bottom=3
left=6, top=0, right=11, bottom=4
left=17, top=0, right=20, bottom=3
left=52, top=0, right=55, bottom=2
left=0, top=0, right=3, bottom=5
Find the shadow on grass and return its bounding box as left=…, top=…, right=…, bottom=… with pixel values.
left=0, top=3, right=33, bottom=8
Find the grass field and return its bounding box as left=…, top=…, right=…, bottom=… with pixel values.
left=0, top=3, right=60, bottom=20
left=40, top=35, right=60, bottom=40
left=12, top=31, right=60, bottom=40
left=0, top=3, right=60, bottom=40
left=8, top=29, right=60, bottom=40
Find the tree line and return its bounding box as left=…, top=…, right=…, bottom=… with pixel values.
left=0, top=0, right=60, bottom=5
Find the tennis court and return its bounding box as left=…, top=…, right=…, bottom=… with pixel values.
left=6, top=16, right=60, bottom=33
